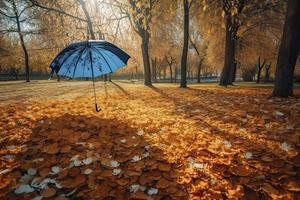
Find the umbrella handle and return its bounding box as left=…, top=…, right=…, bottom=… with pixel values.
left=95, top=103, right=101, bottom=112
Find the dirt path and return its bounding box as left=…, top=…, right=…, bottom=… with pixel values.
left=0, top=81, right=300, bottom=199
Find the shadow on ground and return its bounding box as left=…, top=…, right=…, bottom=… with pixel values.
left=3, top=114, right=187, bottom=200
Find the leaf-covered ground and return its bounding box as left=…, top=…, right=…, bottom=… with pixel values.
left=0, top=81, right=300, bottom=200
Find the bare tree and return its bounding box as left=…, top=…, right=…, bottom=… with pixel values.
left=256, top=56, right=266, bottom=83
left=165, top=55, right=176, bottom=83
left=0, top=0, right=35, bottom=82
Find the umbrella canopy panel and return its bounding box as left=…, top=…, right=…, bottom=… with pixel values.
left=50, top=40, right=130, bottom=78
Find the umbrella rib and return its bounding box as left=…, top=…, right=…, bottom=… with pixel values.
left=72, top=47, right=86, bottom=78
left=55, top=48, right=78, bottom=75
left=92, top=46, right=113, bottom=73
left=101, top=50, right=121, bottom=68
left=62, top=47, right=82, bottom=77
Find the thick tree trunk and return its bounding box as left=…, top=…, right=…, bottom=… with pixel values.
left=180, top=0, right=189, bottom=88
left=272, top=0, right=300, bottom=97
left=230, top=61, right=237, bottom=83
left=220, top=15, right=236, bottom=86
left=141, top=31, right=152, bottom=86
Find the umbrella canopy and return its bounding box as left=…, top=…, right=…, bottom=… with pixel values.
left=49, top=40, right=130, bottom=112
left=50, top=40, right=130, bottom=78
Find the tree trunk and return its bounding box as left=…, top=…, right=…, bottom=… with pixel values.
left=264, top=62, right=271, bottom=82
left=169, top=64, right=173, bottom=83
left=256, top=57, right=266, bottom=83
left=13, top=2, right=30, bottom=82
left=151, top=58, right=157, bottom=82
left=174, top=67, right=178, bottom=83
left=180, top=0, right=189, bottom=88
left=197, top=59, right=203, bottom=83
left=272, top=0, right=300, bottom=97
left=141, top=31, right=152, bottom=86
left=230, top=61, right=237, bottom=83
left=78, top=0, right=96, bottom=40
left=219, top=15, right=236, bottom=86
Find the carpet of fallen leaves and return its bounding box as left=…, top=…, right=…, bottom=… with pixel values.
left=0, top=80, right=300, bottom=200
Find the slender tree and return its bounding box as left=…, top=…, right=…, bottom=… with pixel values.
left=0, top=0, right=35, bottom=82
left=264, top=62, right=271, bottom=82
left=272, top=0, right=300, bottom=97
left=256, top=56, right=266, bottom=83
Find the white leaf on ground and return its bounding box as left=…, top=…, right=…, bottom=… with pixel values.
left=188, top=157, right=205, bottom=169
left=76, top=142, right=86, bottom=145
left=0, top=169, right=11, bottom=175
left=32, top=158, right=44, bottom=163
left=131, top=155, right=142, bottom=162
left=73, top=160, right=82, bottom=167
left=147, top=188, right=158, bottom=195
left=137, top=130, right=144, bottom=136
left=31, top=178, right=60, bottom=189
left=7, top=145, right=16, bottom=150
left=129, top=184, right=140, bottom=193
left=83, top=168, right=93, bottom=175
left=265, top=123, right=270, bottom=129
left=14, top=184, right=35, bottom=194
left=110, top=160, right=120, bottom=168
left=112, top=168, right=121, bottom=176
left=274, top=111, right=284, bottom=116
left=66, top=188, right=77, bottom=196
left=71, top=155, right=80, bottom=161
left=281, top=142, right=291, bottom=152
left=83, top=157, right=93, bottom=165
left=51, top=166, right=60, bottom=174
left=4, top=155, right=14, bottom=159
left=191, top=109, right=200, bottom=113
left=224, top=140, right=232, bottom=149
left=143, top=152, right=150, bottom=158
left=120, top=139, right=127, bottom=143
left=245, top=152, right=253, bottom=160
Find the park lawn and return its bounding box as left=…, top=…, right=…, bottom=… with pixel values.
left=0, top=81, right=300, bottom=199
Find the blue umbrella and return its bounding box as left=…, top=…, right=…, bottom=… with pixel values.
left=49, top=40, right=130, bottom=112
